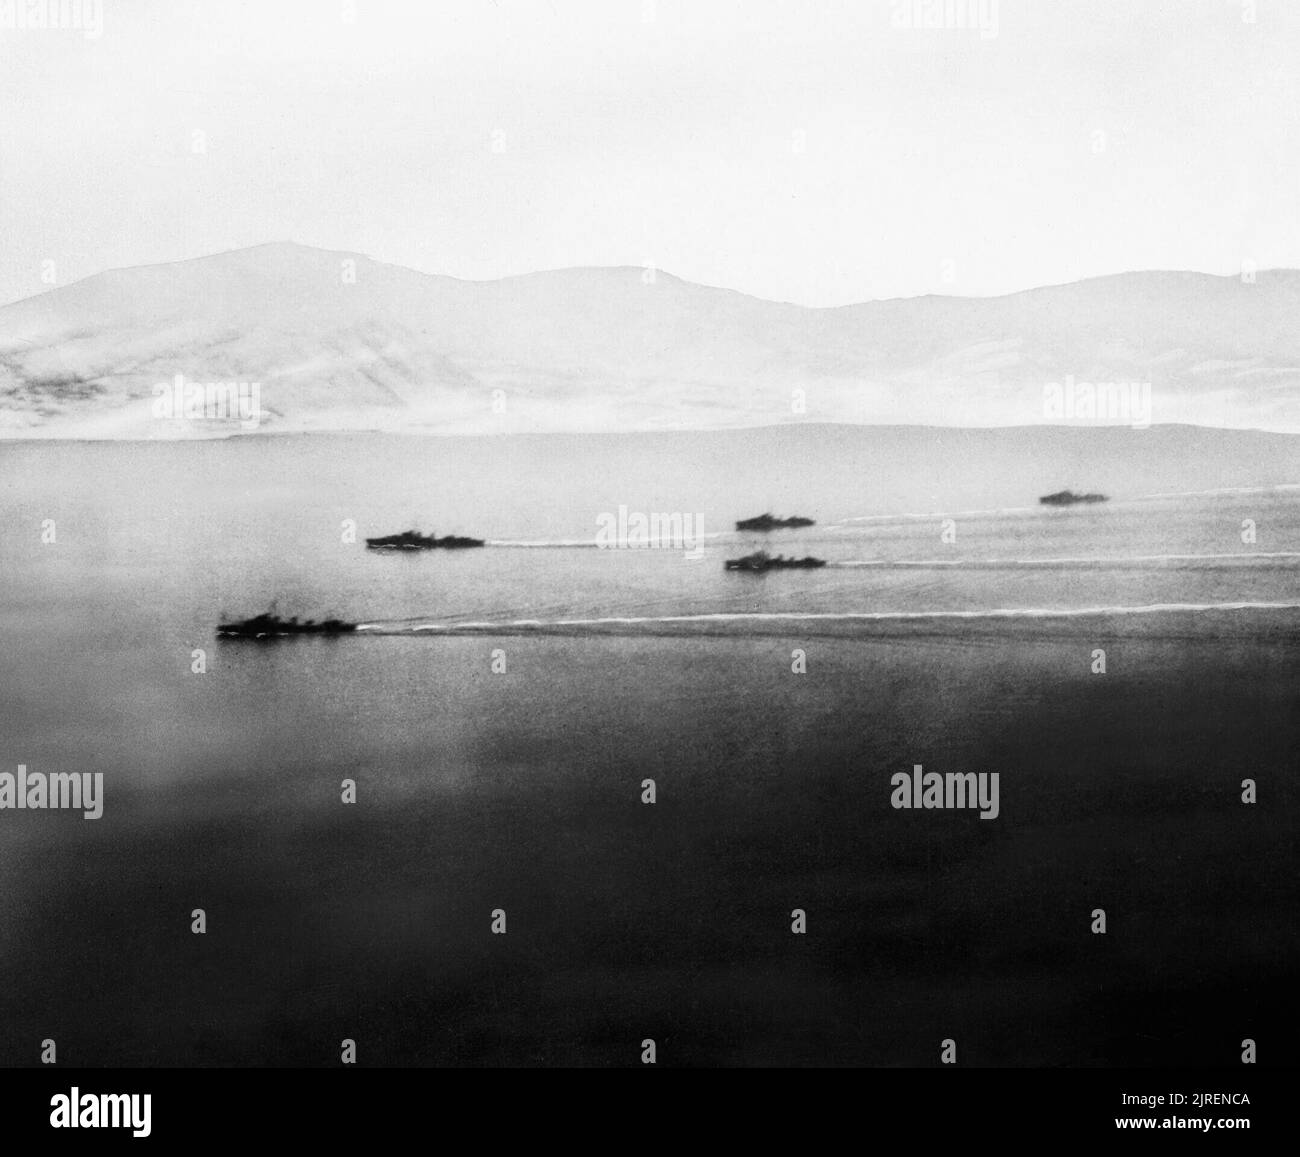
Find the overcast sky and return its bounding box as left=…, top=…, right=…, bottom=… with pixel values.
left=1, top=0, right=1297, bottom=307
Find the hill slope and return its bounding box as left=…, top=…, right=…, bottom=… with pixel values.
left=2, top=243, right=1298, bottom=437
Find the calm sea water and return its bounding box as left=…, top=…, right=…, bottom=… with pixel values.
left=0, top=434, right=1296, bottom=1066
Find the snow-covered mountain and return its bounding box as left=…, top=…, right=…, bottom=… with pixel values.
left=2, top=242, right=1298, bottom=437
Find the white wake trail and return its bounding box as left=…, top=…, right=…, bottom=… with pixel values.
left=830, top=551, right=1300, bottom=569
left=355, top=600, right=1300, bottom=635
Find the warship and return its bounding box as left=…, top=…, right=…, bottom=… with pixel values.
left=365, top=529, right=485, bottom=550
left=216, top=613, right=358, bottom=639
left=724, top=550, right=826, bottom=572
left=1038, top=490, right=1109, bottom=506
left=735, top=513, right=815, bottom=532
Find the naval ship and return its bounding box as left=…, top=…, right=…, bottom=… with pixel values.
left=724, top=550, right=826, bottom=572
left=1038, top=490, right=1109, bottom=506
left=365, top=529, right=485, bottom=550
left=735, top=513, right=816, bottom=532
left=216, top=613, right=358, bottom=639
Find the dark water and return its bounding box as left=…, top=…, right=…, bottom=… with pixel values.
left=0, top=434, right=1296, bottom=1066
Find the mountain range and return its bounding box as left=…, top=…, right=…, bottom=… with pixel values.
left=2, top=242, right=1298, bottom=438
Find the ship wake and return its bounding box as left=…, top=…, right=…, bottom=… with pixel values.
left=354, top=600, right=1300, bottom=639
left=827, top=551, right=1300, bottom=569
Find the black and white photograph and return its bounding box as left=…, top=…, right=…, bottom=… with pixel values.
left=0, top=0, right=1294, bottom=1137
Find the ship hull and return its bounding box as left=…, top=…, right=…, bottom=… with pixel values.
left=735, top=516, right=815, bottom=532
left=724, top=559, right=826, bottom=571
left=216, top=620, right=358, bottom=639
left=365, top=537, right=484, bottom=550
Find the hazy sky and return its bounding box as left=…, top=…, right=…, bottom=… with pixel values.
left=1, top=0, right=1297, bottom=307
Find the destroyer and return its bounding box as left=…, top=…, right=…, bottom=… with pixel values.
left=216, top=613, right=357, bottom=639
left=735, top=513, right=815, bottom=531
left=1039, top=490, right=1108, bottom=506
left=724, top=550, right=826, bottom=572
left=365, top=529, right=485, bottom=550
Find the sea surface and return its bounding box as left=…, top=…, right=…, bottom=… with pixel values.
left=0, top=433, right=1296, bottom=1066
